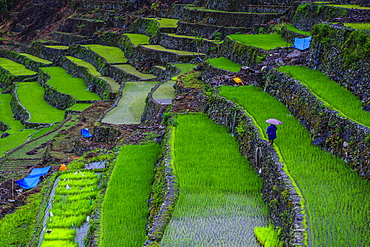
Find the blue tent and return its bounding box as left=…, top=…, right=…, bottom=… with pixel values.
left=16, top=166, right=51, bottom=189
left=293, top=36, right=312, bottom=50
left=81, top=129, right=93, bottom=138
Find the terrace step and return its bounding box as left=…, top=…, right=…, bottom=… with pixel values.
left=131, top=44, right=205, bottom=67
left=58, top=17, right=104, bottom=37
left=111, top=64, right=157, bottom=81
left=157, top=33, right=221, bottom=53
left=0, top=58, right=38, bottom=81
left=50, top=31, right=89, bottom=45
left=133, top=17, right=179, bottom=36
left=176, top=21, right=251, bottom=39
left=64, top=56, right=121, bottom=94
left=182, top=6, right=285, bottom=27
left=101, top=80, right=159, bottom=124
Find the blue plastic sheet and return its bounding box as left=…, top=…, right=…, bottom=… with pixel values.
left=293, top=36, right=312, bottom=50
left=16, top=166, right=51, bottom=189
left=81, top=129, right=93, bottom=138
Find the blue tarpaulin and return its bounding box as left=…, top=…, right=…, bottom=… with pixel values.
left=81, top=129, right=93, bottom=138
left=16, top=166, right=51, bottom=189
left=293, top=36, right=312, bottom=50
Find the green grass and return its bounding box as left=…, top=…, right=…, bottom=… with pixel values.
left=44, top=45, right=69, bottom=50
left=67, top=103, right=92, bottom=112
left=152, top=80, right=175, bottom=100
left=285, top=24, right=311, bottom=36
left=66, top=56, right=101, bottom=76
left=102, top=81, right=158, bottom=124
left=141, top=45, right=205, bottom=56
left=29, top=125, right=58, bottom=140
left=0, top=94, right=24, bottom=134
left=228, top=34, right=293, bottom=50
left=0, top=192, right=43, bottom=246
left=145, top=17, right=178, bottom=28
left=325, top=4, right=370, bottom=9
left=219, top=85, right=370, bottom=246
left=161, top=114, right=269, bottom=246
left=0, top=58, right=37, bottom=76
left=123, top=33, right=150, bottom=47
left=207, top=57, right=242, bottom=72
left=19, top=53, right=52, bottom=64
left=101, top=143, right=160, bottom=247
left=278, top=66, right=370, bottom=128
left=113, top=64, right=157, bottom=80
left=17, top=82, right=65, bottom=123
left=0, top=129, right=36, bottom=156
left=81, top=44, right=128, bottom=64
left=41, top=67, right=101, bottom=101
left=343, top=23, right=370, bottom=31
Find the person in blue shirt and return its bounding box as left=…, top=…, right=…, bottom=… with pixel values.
left=266, top=124, right=278, bottom=146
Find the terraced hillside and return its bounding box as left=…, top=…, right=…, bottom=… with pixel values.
left=0, top=0, right=369, bottom=246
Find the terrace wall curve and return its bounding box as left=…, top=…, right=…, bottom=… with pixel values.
left=264, top=69, right=370, bottom=179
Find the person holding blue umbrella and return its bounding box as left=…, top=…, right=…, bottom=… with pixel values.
left=265, top=119, right=282, bottom=146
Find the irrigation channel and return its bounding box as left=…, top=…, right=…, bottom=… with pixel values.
left=219, top=85, right=370, bottom=246
left=38, top=163, right=105, bottom=247
left=161, top=114, right=270, bottom=246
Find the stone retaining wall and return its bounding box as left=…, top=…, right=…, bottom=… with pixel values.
left=307, top=24, right=370, bottom=110
left=11, top=84, right=30, bottom=123
left=95, top=32, right=135, bottom=59
left=38, top=69, right=76, bottom=110
left=1, top=50, right=52, bottom=71
left=263, top=69, right=370, bottom=178
left=206, top=0, right=295, bottom=10
left=157, top=33, right=218, bottom=53
left=59, top=56, right=113, bottom=100
left=182, top=6, right=281, bottom=27
left=205, top=95, right=306, bottom=246
left=50, top=31, right=88, bottom=45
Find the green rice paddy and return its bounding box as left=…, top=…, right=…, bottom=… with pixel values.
left=0, top=129, right=36, bottom=157
left=0, top=94, right=24, bottom=134
left=0, top=58, right=37, bottom=76
left=113, top=64, right=157, bottom=80
left=101, top=144, right=160, bottom=247
left=141, top=45, right=206, bottom=56
left=152, top=80, right=175, bottom=101
left=102, top=81, right=158, bottom=124
left=207, top=57, right=242, bottom=72
left=325, top=4, right=370, bottom=9
left=67, top=103, right=92, bottom=112
left=343, top=23, right=370, bottom=31
left=161, top=114, right=269, bottom=246
left=171, top=63, right=196, bottom=80
left=145, top=17, right=179, bottom=28
left=17, top=82, right=65, bottom=123
left=19, top=53, right=52, bottom=64
left=285, top=24, right=311, bottom=36
left=219, top=85, right=370, bottom=246
left=228, top=34, right=293, bottom=50
left=81, top=44, right=128, bottom=64
left=41, top=67, right=101, bottom=101
left=278, top=66, right=370, bottom=127
left=123, top=33, right=150, bottom=47
left=66, top=56, right=101, bottom=76
left=44, top=45, right=69, bottom=50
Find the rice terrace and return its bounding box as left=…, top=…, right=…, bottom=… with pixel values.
left=0, top=0, right=369, bottom=246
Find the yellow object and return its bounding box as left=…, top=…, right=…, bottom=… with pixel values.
left=59, top=164, right=67, bottom=171
left=233, top=77, right=244, bottom=85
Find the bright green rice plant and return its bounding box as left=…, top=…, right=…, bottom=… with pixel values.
left=29, top=125, right=58, bottom=140
left=53, top=191, right=98, bottom=202
left=81, top=44, right=128, bottom=64
left=145, top=18, right=178, bottom=28
left=100, top=143, right=160, bottom=247
left=254, top=224, right=283, bottom=247
left=52, top=199, right=95, bottom=216
left=66, top=56, right=101, bottom=76
left=219, top=85, right=370, bottom=246
left=325, top=4, right=370, bottom=9
left=0, top=57, right=37, bottom=76
left=278, top=66, right=370, bottom=127
left=285, top=24, right=311, bottom=35
left=124, top=33, right=150, bottom=47
left=0, top=129, right=36, bottom=157
left=343, top=23, right=370, bottom=31
left=17, top=82, right=65, bottom=123
left=0, top=191, right=42, bottom=246
left=40, top=67, right=101, bottom=101
left=42, top=228, right=76, bottom=241
left=207, top=57, right=242, bottom=72
left=55, top=184, right=98, bottom=195
left=40, top=240, right=78, bottom=247
left=0, top=94, right=24, bottom=134
left=141, top=45, right=205, bottom=56
left=58, top=177, right=100, bottom=187
left=19, top=53, right=52, bottom=64
left=161, top=114, right=269, bottom=246
left=228, top=34, right=293, bottom=50
left=58, top=170, right=97, bottom=180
